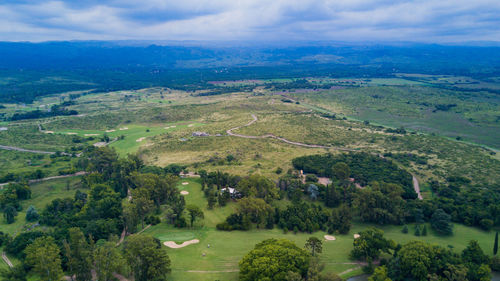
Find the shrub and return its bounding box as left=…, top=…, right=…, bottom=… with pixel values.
left=402, top=225, right=408, bottom=234
left=25, top=205, right=40, bottom=222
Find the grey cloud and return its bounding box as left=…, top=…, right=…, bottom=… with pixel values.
left=0, top=0, right=499, bottom=42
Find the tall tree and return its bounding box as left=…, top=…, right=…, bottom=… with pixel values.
left=94, top=240, right=125, bottom=281
left=305, top=237, right=323, bottom=256
left=186, top=204, right=204, bottom=227
left=64, top=228, right=92, bottom=281
left=123, top=235, right=171, bottom=281
left=430, top=209, right=453, bottom=235
left=131, top=187, right=154, bottom=229
left=3, top=205, right=17, bottom=224
left=25, top=236, right=63, bottom=281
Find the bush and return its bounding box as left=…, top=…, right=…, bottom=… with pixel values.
left=144, top=215, right=161, bottom=226
left=174, top=217, right=187, bottom=228
left=402, top=225, right=408, bottom=234
left=490, top=256, right=500, bottom=272
left=25, top=205, right=40, bottom=222
left=479, top=219, right=494, bottom=231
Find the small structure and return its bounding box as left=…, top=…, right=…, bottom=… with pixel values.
left=192, top=131, right=210, bottom=137
left=220, top=187, right=242, bottom=199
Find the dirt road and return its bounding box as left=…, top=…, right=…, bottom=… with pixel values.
left=0, top=144, right=56, bottom=154
left=0, top=171, right=86, bottom=187
left=412, top=174, right=423, bottom=200
left=2, top=252, right=13, bottom=268
left=226, top=114, right=353, bottom=150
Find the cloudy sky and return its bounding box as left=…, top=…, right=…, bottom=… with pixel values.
left=1, top=0, right=500, bottom=43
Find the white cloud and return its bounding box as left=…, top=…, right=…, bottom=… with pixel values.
left=0, top=0, right=499, bottom=42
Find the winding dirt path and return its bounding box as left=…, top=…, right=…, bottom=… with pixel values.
left=226, top=114, right=352, bottom=150
left=227, top=114, right=422, bottom=199
left=0, top=144, right=56, bottom=155
left=0, top=171, right=86, bottom=188
left=2, top=252, right=13, bottom=268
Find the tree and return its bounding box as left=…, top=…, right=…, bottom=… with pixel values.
left=332, top=162, right=350, bottom=182
left=236, top=197, right=273, bottom=228
left=430, top=209, right=453, bottom=235
left=329, top=205, right=352, bottom=234
left=237, top=174, right=279, bottom=201
left=3, top=205, right=17, bottom=224
left=369, top=266, right=392, bottom=281
left=462, top=240, right=489, bottom=265
left=414, top=225, right=421, bottom=236
left=422, top=225, right=428, bottom=236
left=353, top=182, right=405, bottom=225
left=494, top=232, right=498, bottom=256
left=305, top=237, right=323, bottom=256
left=186, top=204, right=204, bottom=227
left=131, top=187, right=154, bottom=229
left=25, top=236, right=63, bottom=281
left=306, top=256, right=324, bottom=281
left=207, top=191, right=217, bottom=209
left=25, top=205, right=40, bottom=222
left=239, top=239, right=310, bottom=281
left=123, top=235, right=171, bottom=281
left=64, top=228, right=92, bottom=281
left=94, top=240, right=125, bottom=281
left=350, top=228, right=394, bottom=261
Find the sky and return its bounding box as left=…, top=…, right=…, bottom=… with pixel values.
left=1, top=0, right=500, bottom=43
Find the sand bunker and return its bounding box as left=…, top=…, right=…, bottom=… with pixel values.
left=44, top=131, right=54, bottom=134
left=119, top=127, right=129, bottom=131
left=354, top=234, right=360, bottom=239
left=84, top=134, right=99, bottom=136
left=66, top=132, right=77, bottom=135
left=164, top=239, right=199, bottom=249
left=136, top=137, right=146, bottom=142
left=105, top=129, right=116, bottom=133
left=182, top=182, right=189, bottom=185
left=324, top=235, right=336, bottom=241
left=188, top=124, right=195, bottom=127
left=180, top=191, right=189, bottom=195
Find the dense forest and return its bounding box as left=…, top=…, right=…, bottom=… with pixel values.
left=1, top=42, right=500, bottom=103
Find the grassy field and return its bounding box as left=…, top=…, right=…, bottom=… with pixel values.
left=286, top=85, right=500, bottom=148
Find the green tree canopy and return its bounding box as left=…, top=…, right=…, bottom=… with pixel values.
left=25, top=236, right=63, bottom=281
left=430, top=209, right=453, bottom=235
left=239, top=238, right=310, bottom=281
left=123, top=235, right=171, bottom=281
left=350, top=228, right=394, bottom=261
